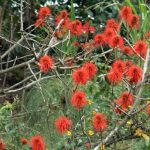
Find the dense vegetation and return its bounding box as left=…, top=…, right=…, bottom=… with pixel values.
left=0, top=0, right=150, bottom=150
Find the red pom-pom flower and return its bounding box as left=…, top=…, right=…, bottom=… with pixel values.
left=0, top=140, right=6, bottom=150
left=127, top=65, right=143, bottom=83
left=72, top=67, right=89, bottom=85
left=112, top=60, right=126, bottom=73
left=83, top=62, right=97, bottom=80
left=106, top=19, right=120, bottom=32
left=127, top=14, right=140, bottom=29
left=107, top=68, right=123, bottom=84
left=31, top=135, right=45, bottom=150
left=120, top=6, right=132, bottom=21
left=92, top=113, right=108, bottom=132
left=94, top=34, right=106, bottom=46
left=109, top=35, right=124, bottom=49
left=39, top=55, right=54, bottom=73
left=71, top=91, right=88, bottom=110
left=134, top=40, right=148, bottom=59
left=55, top=116, right=72, bottom=134
left=38, top=7, right=51, bottom=19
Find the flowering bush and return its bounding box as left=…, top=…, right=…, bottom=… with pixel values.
left=0, top=0, right=150, bottom=150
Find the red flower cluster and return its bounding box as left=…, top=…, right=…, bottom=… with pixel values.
left=120, top=6, right=140, bottom=29
left=112, top=60, right=126, bottom=73
left=92, top=113, right=108, bottom=132
left=82, top=22, right=96, bottom=35
left=109, top=35, right=124, bottom=49
left=0, top=140, right=6, bottom=150
left=38, top=7, right=51, bottom=19
left=55, top=116, right=72, bottom=134
left=31, top=135, right=45, bottom=150
left=127, top=65, right=143, bottom=83
left=134, top=40, right=148, bottom=59
left=56, top=10, right=70, bottom=26
left=107, top=60, right=127, bottom=84
left=107, top=68, right=123, bottom=84
left=94, top=34, right=105, bottom=46
left=93, top=18, right=122, bottom=48
left=120, top=6, right=132, bottom=21
left=83, top=62, right=97, bottom=80
left=35, top=6, right=51, bottom=27
left=115, top=92, right=134, bottom=113
left=55, top=10, right=96, bottom=37
left=71, top=91, right=88, bottom=110
left=72, top=62, right=97, bottom=85
left=106, top=19, right=120, bottom=32
left=145, top=31, right=150, bottom=39
left=121, top=46, right=134, bottom=56
left=20, top=138, right=28, bottom=145
left=104, top=28, right=115, bottom=43
left=39, top=55, right=54, bottom=73
left=127, top=14, right=140, bottom=29
left=147, top=104, right=150, bottom=116
left=107, top=59, right=143, bottom=85
left=69, top=20, right=83, bottom=36
left=125, top=60, right=133, bottom=71
left=72, top=67, right=89, bottom=85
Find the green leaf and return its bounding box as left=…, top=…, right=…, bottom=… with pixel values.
left=125, top=0, right=137, bottom=14
left=71, top=0, right=76, bottom=20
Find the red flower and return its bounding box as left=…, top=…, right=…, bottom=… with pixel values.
left=147, top=104, right=150, bottom=116
left=69, top=20, right=83, bottom=36
left=55, top=116, right=72, bottom=134
left=145, top=31, right=150, bottom=39
left=112, top=60, right=126, bottom=73
left=39, top=55, right=54, bottom=73
left=109, top=35, right=124, bottom=48
left=82, top=22, right=95, bottom=35
left=104, top=28, right=116, bottom=44
left=0, top=140, right=6, bottom=150
left=20, top=138, right=28, bottom=145
left=106, top=19, right=120, bottom=32
left=35, top=18, right=46, bottom=27
left=115, top=92, right=134, bottom=113
left=121, top=46, right=134, bottom=56
left=72, top=67, right=89, bottom=85
left=56, top=10, right=69, bottom=24
left=71, top=91, right=88, bottom=110
left=83, top=62, right=97, bottom=80
left=119, top=92, right=134, bottom=109
left=120, top=6, right=132, bottom=21
left=127, top=14, right=140, bottom=29
left=125, top=60, right=133, bottom=74
left=92, top=113, right=108, bottom=132
left=127, top=65, right=143, bottom=83
left=94, top=34, right=106, bottom=46
left=38, top=7, right=51, bottom=19
left=31, top=135, right=45, bottom=150
left=125, top=60, right=133, bottom=69
left=56, top=10, right=70, bottom=27
left=107, top=68, right=123, bottom=84
left=134, top=40, right=148, bottom=59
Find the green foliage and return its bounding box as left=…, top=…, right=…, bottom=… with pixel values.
left=0, top=0, right=150, bottom=149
